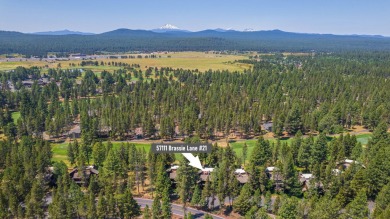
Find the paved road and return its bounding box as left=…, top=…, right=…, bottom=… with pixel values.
left=135, top=198, right=226, bottom=219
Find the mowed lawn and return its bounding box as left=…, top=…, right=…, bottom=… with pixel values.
left=356, top=134, right=372, bottom=145
left=230, top=133, right=373, bottom=158
left=51, top=133, right=373, bottom=165
left=51, top=141, right=151, bottom=166
left=11, top=111, right=21, bottom=124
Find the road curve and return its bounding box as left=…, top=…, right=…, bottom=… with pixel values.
left=135, top=198, right=226, bottom=219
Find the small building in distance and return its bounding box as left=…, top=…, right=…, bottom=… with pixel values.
left=299, top=173, right=324, bottom=192
left=65, top=125, right=81, bottom=139
left=262, top=122, right=273, bottom=132
left=336, top=159, right=366, bottom=170
left=69, top=165, right=99, bottom=186
left=167, top=165, right=180, bottom=183
left=199, top=167, right=214, bottom=182
left=266, top=166, right=284, bottom=190
left=299, top=173, right=314, bottom=192
left=234, top=168, right=249, bottom=184
left=167, top=165, right=249, bottom=184
left=70, top=53, right=87, bottom=59
left=22, top=80, right=35, bottom=88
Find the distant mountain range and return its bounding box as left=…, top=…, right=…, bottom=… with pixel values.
left=27, top=24, right=387, bottom=38
left=33, top=29, right=95, bottom=35
left=1, top=25, right=390, bottom=56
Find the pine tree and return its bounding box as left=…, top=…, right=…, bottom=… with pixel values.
left=87, top=192, right=97, bottom=219
left=250, top=137, right=271, bottom=166
left=366, top=140, right=390, bottom=197
left=155, top=162, right=170, bottom=198
left=308, top=194, right=341, bottom=219
left=176, top=155, right=198, bottom=210
left=191, top=184, right=202, bottom=207
left=351, top=142, right=363, bottom=160
left=152, top=196, right=162, bottom=219
left=123, top=189, right=141, bottom=219
left=242, top=142, right=248, bottom=165
left=67, top=142, right=76, bottom=165
left=96, top=192, right=106, bottom=219
left=204, top=214, right=213, bottom=219
left=273, top=196, right=281, bottom=215
left=285, top=104, right=302, bottom=135
left=370, top=121, right=389, bottom=145
left=143, top=205, right=152, bottom=219
left=264, top=191, right=272, bottom=212
left=278, top=197, right=298, bottom=219
left=201, top=177, right=212, bottom=209
left=311, top=133, right=328, bottom=166
left=283, top=152, right=302, bottom=197
left=161, top=187, right=171, bottom=219
left=291, top=130, right=302, bottom=164
left=233, top=184, right=252, bottom=215
left=376, top=205, right=390, bottom=219
left=92, top=141, right=106, bottom=168
left=350, top=168, right=368, bottom=195
left=25, top=176, right=45, bottom=219
left=342, top=190, right=369, bottom=219
left=186, top=212, right=194, bottom=219
left=245, top=206, right=271, bottom=219
left=374, top=182, right=390, bottom=218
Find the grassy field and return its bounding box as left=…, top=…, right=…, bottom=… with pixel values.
left=0, top=52, right=252, bottom=72
left=356, top=133, right=372, bottom=145
left=52, top=142, right=70, bottom=165
left=51, top=141, right=151, bottom=166
left=11, top=111, right=20, bottom=124
left=230, top=133, right=372, bottom=159
left=0, top=60, right=51, bottom=71
left=51, top=133, right=372, bottom=165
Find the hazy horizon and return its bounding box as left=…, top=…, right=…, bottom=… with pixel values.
left=1, top=0, right=390, bottom=36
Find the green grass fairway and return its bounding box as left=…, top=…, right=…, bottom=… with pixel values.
left=109, top=141, right=151, bottom=152
left=230, top=133, right=372, bottom=159
left=51, top=133, right=372, bottom=166
left=356, top=134, right=372, bottom=145
left=52, top=142, right=70, bottom=165
left=11, top=111, right=20, bottom=124
left=51, top=141, right=151, bottom=166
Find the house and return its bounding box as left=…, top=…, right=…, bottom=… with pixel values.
left=71, top=53, right=87, bottom=59
left=336, top=159, right=366, bottom=170
left=167, top=165, right=180, bottom=183
left=167, top=165, right=249, bottom=184
left=299, top=173, right=314, bottom=192
left=199, top=167, right=214, bottom=182
left=332, top=169, right=342, bottom=175
left=45, top=166, right=57, bottom=186
left=234, top=168, right=249, bottom=184
left=65, top=125, right=81, bottom=139
left=167, top=165, right=214, bottom=183
left=38, top=77, right=49, bottom=85
left=22, top=80, right=34, bottom=88
left=299, top=173, right=324, bottom=192
left=266, top=166, right=284, bottom=190
left=69, top=165, right=99, bottom=186
left=262, top=122, right=273, bottom=132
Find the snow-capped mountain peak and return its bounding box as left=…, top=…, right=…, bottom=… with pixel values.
left=243, top=28, right=256, bottom=32
left=159, top=24, right=180, bottom=30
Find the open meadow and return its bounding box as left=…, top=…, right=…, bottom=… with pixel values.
left=0, top=51, right=253, bottom=72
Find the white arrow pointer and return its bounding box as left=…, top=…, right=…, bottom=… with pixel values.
left=182, top=153, right=203, bottom=170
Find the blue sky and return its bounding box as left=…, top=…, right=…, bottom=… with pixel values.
left=1, top=0, right=389, bottom=36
